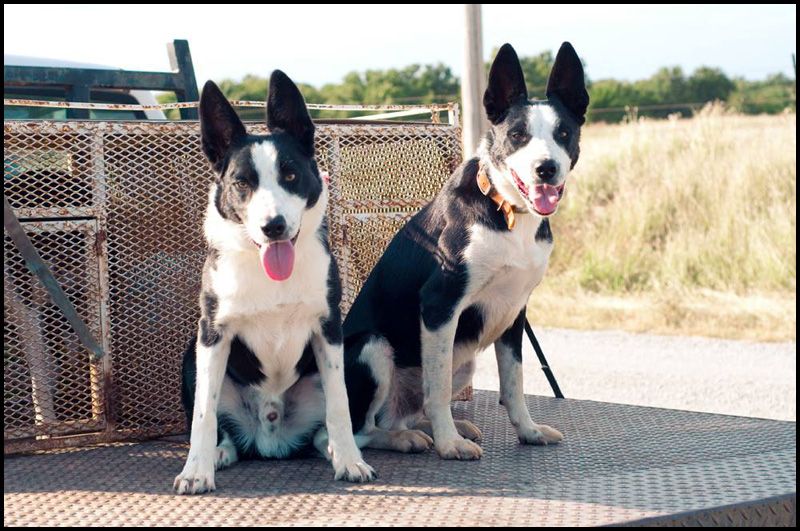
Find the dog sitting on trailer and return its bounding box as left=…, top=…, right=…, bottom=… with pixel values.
left=174, top=71, right=374, bottom=494
left=342, top=42, right=589, bottom=459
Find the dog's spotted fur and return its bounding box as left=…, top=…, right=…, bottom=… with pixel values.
left=174, top=71, right=374, bottom=495
left=342, top=43, right=589, bottom=459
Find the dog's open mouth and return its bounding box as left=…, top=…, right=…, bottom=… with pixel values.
left=511, top=169, right=565, bottom=217
left=252, top=233, right=299, bottom=281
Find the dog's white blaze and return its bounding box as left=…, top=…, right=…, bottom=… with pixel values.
left=246, top=142, right=306, bottom=244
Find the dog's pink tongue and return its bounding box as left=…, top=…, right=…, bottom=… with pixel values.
left=260, top=240, right=295, bottom=281
left=533, top=183, right=560, bottom=216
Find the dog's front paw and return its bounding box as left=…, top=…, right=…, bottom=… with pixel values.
left=173, top=457, right=216, bottom=494
left=435, top=437, right=483, bottom=460
left=333, top=457, right=376, bottom=483
left=517, top=423, right=564, bottom=445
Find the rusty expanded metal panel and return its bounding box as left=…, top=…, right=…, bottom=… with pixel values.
left=321, top=125, right=462, bottom=310
left=3, top=220, right=106, bottom=440
left=3, top=117, right=461, bottom=451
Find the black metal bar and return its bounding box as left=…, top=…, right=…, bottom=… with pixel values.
left=4, top=39, right=199, bottom=121
left=168, top=39, right=199, bottom=120
left=3, top=197, right=105, bottom=360
left=524, top=318, right=563, bottom=398
left=67, top=84, right=90, bottom=120
left=3, top=65, right=186, bottom=92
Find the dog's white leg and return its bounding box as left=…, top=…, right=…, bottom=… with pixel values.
left=420, top=316, right=483, bottom=460
left=495, top=311, right=563, bottom=445
left=311, top=333, right=375, bottom=482
left=174, top=333, right=231, bottom=494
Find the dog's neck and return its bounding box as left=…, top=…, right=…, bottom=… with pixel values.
left=476, top=163, right=526, bottom=230
left=476, top=141, right=527, bottom=210
left=475, top=141, right=532, bottom=229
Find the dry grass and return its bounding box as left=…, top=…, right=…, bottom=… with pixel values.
left=528, top=287, right=796, bottom=342
left=532, top=106, right=796, bottom=341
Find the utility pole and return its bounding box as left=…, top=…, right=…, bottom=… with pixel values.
left=462, top=4, right=487, bottom=158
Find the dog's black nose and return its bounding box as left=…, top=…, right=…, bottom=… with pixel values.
left=262, top=216, right=287, bottom=240
left=535, top=160, right=558, bottom=181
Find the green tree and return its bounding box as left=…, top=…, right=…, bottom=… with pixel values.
left=155, top=49, right=794, bottom=123
left=688, top=67, right=736, bottom=102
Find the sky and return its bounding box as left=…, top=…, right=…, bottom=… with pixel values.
left=4, top=4, right=796, bottom=92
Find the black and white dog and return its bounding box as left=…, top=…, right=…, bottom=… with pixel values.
left=174, top=71, right=374, bottom=494
left=342, top=43, right=588, bottom=459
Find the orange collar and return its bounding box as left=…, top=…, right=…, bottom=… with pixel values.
left=476, top=164, right=527, bottom=230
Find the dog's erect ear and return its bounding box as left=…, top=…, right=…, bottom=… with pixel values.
left=546, top=42, right=589, bottom=125
left=266, top=70, right=315, bottom=156
left=199, top=80, right=247, bottom=173
left=483, top=43, right=528, bottom=124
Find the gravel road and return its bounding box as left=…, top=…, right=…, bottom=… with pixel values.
left=472, top=327, right=796, bottom=421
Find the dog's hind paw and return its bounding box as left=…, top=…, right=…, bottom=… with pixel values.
left=517, top=423, right=564, bottom=445
left=455, top=420, right=482, bottom=441
left=415, top=420, right=481, bottom=442
left=214, top=440, right=238, bottom=470
left=391, top=429, right=433, bottom=453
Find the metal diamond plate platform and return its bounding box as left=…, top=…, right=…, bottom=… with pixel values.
left=4, top=391, right=796, bottom=527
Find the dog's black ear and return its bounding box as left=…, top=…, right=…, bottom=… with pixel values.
left=546, top=42, right=589, bottom=125
left=483, top=43, right=528, bottom=124
left=267, top=70, right=315, bottom=156
left=199, top=80, right=247, bottom=173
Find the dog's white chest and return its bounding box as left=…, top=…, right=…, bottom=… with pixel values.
left=210, top=240, right=330, bottom=393
left=463, top=216, right=553, bottom=347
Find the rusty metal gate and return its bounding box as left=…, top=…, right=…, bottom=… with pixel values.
left=4, top=108, right=462, bottom=452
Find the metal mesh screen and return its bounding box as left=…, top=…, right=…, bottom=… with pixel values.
left=4, top=221, right=106, bottom=440
left=3, top=117, right=461, bottom=452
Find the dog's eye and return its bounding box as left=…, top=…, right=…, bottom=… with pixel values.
left=510, top=131, right=525, bottom=141
left=559, top=130, right=570, bottom=140
left=284, top=173, right=296, bottom=182
left=234, top=180, right=249, bottom=190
